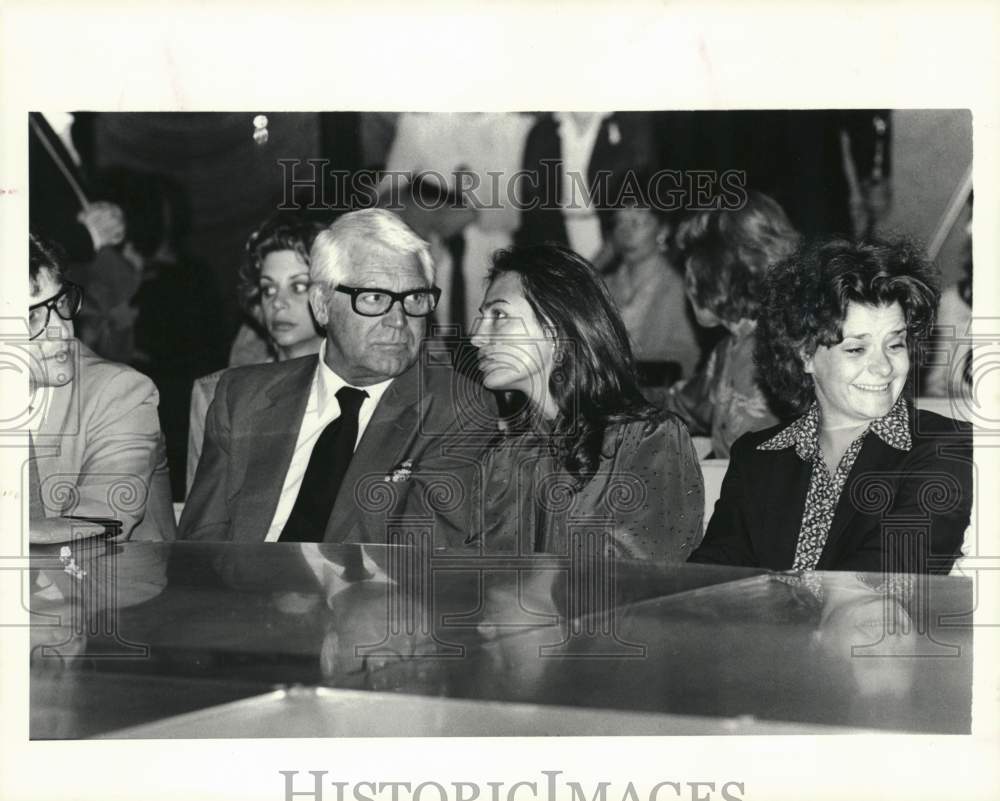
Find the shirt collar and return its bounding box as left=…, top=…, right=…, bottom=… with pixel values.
left=553, top=111, right=611, bottom=138
left=758, top=394, right=912, bottom=459
left=308, top=340, right=394, bottom=416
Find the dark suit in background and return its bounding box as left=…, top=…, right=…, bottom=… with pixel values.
left=515, top=112, right=656, bottom=250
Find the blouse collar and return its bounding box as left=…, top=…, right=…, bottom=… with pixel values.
left=758, top=393, right=912, bottom=460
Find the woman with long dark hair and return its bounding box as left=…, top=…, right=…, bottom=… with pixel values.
left=470, top=244, right=704, bottom=562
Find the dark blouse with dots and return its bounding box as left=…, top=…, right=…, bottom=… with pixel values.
left=477, top=414, right=705, bottom=563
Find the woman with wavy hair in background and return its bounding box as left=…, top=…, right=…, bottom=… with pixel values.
left=690, top=237, right=972, bottom=573
left=470, top=243, right=704, bottom=562
left=657, top=192, right=800, bottom=458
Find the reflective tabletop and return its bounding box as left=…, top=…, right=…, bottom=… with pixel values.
left=29, top=538, right=973, bottom=737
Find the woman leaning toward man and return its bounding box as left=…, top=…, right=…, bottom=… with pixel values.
left=690, top=237, right=973, bottom=574
left=470, top=244, right=705, bottom=562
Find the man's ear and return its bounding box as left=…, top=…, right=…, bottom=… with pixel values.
left=309, top=284, right=329, bottom=327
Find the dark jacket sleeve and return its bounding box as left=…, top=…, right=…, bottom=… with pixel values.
left=687, top=433, right=758, bottom=567
left=178, top=371, right=235, bottom=541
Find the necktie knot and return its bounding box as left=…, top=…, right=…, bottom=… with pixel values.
left=336, top=386, right=368, bottom=416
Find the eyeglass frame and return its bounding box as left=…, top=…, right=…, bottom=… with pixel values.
left=28, top=280, right=84, bottom=340
left=333, top=284, right=442, bottom=318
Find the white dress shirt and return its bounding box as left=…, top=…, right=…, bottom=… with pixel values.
left=264, top=344, right=393, bottom=541
left=555, top=112, right=610, bottom=260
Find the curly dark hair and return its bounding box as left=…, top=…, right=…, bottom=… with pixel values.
left=487, top=244, right=662, bottom=484
left=676, top=192, right=800, bottom=324
left=237, top=212, right=323, bottom=313
left=755, top=237, right=941, bottom=414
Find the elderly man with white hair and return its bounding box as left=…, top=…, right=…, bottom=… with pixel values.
left=180, top=209, right=493, bottom=545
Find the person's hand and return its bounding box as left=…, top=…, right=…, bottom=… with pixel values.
left=78, top=201, right=125, bottom=250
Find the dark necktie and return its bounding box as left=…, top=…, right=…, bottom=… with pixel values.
left=278, top=386, right=369, bottom=543
left=446, top=230, right=467, bottom=335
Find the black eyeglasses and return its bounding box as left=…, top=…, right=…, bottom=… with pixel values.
left=334, top=285, right=441, bottom=318
left=28, top=281, right=83, bottom=340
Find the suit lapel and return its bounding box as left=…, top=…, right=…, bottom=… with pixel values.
left=231, top=360, right=314, bottom=543
left=323, top=365, right=427, bottom=543
left=754, top=448, right=811, bottom=569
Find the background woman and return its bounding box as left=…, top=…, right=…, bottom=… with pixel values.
left=186, top=214, right=324, bottom=493
left=658, top=192, right=800, bottom=457
left=471, top=244, right=704, bottom=562
left=603, top=195, right=701, bottom=383
left=690, top=237, right=972, bottom=573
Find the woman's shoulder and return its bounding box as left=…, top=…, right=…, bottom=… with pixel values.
left=910, top=408, right=972, bottom=447
left=194, top=368, right=228, bottom=393
left=727, top=417, right=800, bottom=458
left=604, top=409, right=693, bottom=452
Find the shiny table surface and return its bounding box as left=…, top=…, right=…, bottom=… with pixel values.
left=29, top=538, right=973, bottom=737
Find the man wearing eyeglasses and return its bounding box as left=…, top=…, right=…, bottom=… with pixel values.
left=27, top=234, right=173, bottom=543
left=181, top=209, right=493, bottom=545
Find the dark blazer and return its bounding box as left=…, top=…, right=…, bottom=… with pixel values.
left=689, top=407, right=972, bottom=574
left=178, top=352, right=495, bottom=546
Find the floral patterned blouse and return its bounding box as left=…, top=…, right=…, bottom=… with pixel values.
left=757, top=395, right=912, bottom=570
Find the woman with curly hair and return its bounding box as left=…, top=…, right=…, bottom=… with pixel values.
left=470, top=244, right=705, bottom=561
left=660, top=192, right=800, bottom=458
left=690, top=237, right=972, bottom=573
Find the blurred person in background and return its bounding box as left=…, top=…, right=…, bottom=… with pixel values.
left=656, top=192, right=799, bottom=458
left=923, top=199, right=973, bottom=400
left=29, top=112, right=125, bottom=263
left=602, top=180, right=701, bottom=384
left=516, top=112, right=656, bottom=271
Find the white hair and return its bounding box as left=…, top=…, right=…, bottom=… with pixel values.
left=309, top=208, right=435, bottom=287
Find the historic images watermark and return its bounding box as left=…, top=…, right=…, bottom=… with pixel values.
left=280, top=770, right=747, bottom=801
left=275, top=163, right=749, bottom=215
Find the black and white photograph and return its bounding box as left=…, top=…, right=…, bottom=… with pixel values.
left=1, top=4, right=998, bottom=801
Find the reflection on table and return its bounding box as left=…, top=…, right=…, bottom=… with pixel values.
left=29, top=537, right=972, bottom=737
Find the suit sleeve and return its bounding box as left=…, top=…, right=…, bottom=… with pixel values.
left=837, top=434, right=973, bottom=575
left=75, top=368, right=160, bottom=539
left=688, top=435, right=759, bottom=567
left=178, top=371, right=234, bottom=541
